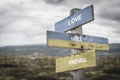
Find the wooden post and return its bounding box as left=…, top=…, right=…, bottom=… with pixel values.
left=70, top=8, right=85, bottom=80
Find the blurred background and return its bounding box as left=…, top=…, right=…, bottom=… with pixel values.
left=0, top=0, right=120, bottom=80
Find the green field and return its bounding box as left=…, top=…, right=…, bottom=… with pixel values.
left=0, top=55, right=120, bottom=80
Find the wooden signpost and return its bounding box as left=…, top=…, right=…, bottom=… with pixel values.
left=47, top=5, right=110, bottom=80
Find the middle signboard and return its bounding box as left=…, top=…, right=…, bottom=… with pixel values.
left=47, top=31, right=109, bottom=51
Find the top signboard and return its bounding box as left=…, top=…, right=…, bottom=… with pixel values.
left=55, top=5, right=94, bottom=32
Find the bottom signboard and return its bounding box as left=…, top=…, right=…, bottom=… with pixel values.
left=56, top=49, right=96, bottom=73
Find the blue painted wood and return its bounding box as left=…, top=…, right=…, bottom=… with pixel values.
left=47, top=31, right=109, bottom=44
left=55, top=5, right=94, bottom=32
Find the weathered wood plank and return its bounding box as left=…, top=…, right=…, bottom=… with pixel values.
left=56, top=49, right=96, bottom=73
left=48, top=39, right=109, bottom=51
left=47, top=31, right=109, bottom=44
left=55, top=5, right=94, bottom=32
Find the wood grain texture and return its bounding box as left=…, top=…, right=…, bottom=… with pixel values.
left=56, top=49, right=96, bottom=73
left=48, top=39, right=109, bottom=51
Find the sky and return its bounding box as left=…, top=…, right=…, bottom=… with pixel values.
left=0, top=0, right=120, bottom=47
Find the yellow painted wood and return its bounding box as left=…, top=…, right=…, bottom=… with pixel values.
left=48, top=39, right=109, bottom=51
left=56, top=49, right=96, bottom=73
